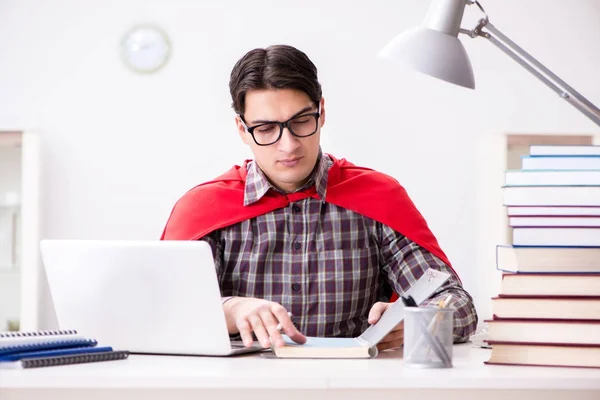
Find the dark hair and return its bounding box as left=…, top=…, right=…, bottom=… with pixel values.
left=229, top=45, right=322, bottom=116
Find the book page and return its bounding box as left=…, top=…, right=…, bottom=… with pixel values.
left=281, top=336, right=362, bottom=348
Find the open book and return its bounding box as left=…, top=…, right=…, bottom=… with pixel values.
left=272, top=268, right=451, bottom=359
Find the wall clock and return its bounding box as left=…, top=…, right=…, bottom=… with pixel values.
left=121, top=24, right=171, bottom=73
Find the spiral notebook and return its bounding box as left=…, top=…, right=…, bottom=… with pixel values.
left=1, top=350, right=130, bottom=369
left=0, top=329, right=82, bottom=348
left=0, top=338, right=98, bottom=356
left=0, top=329, right=78, bottom=338
left=0, top=330, right=129, bottom=368
left=0, top=345, right=113, bottom=362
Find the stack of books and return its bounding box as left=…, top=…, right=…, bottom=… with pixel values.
left=0, top=329, right=129, bottom=369
left=486, top=144, right=600, bottom=368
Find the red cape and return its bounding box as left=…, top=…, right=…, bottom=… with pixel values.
left=161, top=155, right=457, bottom=297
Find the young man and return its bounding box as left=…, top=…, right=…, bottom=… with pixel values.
left=161, top=45, right=478, bottom=351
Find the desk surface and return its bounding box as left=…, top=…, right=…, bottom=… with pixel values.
left=1, top=344, right=600, bottom=391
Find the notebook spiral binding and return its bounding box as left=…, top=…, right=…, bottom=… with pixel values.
left=0, top=329, right=78, bottom=339
left=21, top=350, right=130, bottom=368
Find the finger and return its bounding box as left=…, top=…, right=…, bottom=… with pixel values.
left=390, top=321, right=404, bottom=332
left=248, top=315, right=271, bottom=348
left=237, top=319, right=255, bottom=348
left=368, top=302, right=390, bottom=325
left=378, top=329, right=404, bottom=344
left=271, top=306, right=306, bottom=344
left=377, top=340, right=403, bottom=352
left=259, top=310, right=285, bottom=348
left=380, top=321, right=404, bottom=342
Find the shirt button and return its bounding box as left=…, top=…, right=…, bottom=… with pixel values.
left=293, top=242, right=301, bottom=250
left=292, top=204, right=301, bottom=213
left=292, top=283, right=301, bottom=292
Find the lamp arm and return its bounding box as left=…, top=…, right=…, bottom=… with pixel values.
left=460, top=16, right=600, bottom=128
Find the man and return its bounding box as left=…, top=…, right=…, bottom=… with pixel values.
left=161, top=44, right=478, bottom=352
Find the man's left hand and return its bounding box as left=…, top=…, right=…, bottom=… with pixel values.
left=368, top=302, right=404, bottom=352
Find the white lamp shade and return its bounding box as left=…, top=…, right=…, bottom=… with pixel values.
left=379, top=26, right=475, bottom=89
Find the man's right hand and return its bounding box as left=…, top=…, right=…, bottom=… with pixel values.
left=223, top=297, right=306, bottom=348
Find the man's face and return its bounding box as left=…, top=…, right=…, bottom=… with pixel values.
left=236, top=89, right=325, bottom=193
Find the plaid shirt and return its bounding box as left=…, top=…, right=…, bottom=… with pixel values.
left=202, top=153, right=477, bottom=342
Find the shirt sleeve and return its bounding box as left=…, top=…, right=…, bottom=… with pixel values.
left=378, top=223, right=478, bottom=343
left=199, top=230, right=227, bottom=298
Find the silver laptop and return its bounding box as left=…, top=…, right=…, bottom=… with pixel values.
left=40, top=239, right=263, bottom=356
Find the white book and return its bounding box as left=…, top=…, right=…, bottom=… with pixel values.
left=503, top=186, right=600, bottom=206
left=505, top=170, right=600, bottom=186
left=522, top=156, right=600, bottom=170
left=512, top=227, right=600, bottom=247
left=507, top=206, right=600, bottom=216
left=509, top=216, right=600, bottom=227
left=272, top=268, right=451, bottom=359
left=530, top=145, right=600, bottom=157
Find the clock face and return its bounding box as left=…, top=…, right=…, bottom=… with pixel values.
left=120, top=25, right=171, bottom=73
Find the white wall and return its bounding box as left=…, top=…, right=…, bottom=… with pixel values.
left=0, top=0, right=599, bottom=329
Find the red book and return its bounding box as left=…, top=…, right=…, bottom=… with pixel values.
left=486, top=341, right=600, bottom=368
left=492, top=296, right=600, bottom=320
left=500, top=273, right=600, bottom=297
left=486, top=319, right=600, bottom=345
left=496, top=245, right=600, bottom=273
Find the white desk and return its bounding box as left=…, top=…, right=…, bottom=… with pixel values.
left=1, top=344, right=599, bottom=400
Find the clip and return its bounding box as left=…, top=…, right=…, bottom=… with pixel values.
left=401, top=295, right=417, bottom=307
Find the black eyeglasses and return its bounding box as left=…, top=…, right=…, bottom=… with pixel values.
left=240, top=105, right=321, bottom=146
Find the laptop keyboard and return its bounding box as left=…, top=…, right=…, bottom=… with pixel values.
left=230, top=340, right=264, bottom=350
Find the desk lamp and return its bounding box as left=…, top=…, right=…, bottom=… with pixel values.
left=379, top=0, right=600, bottom=127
